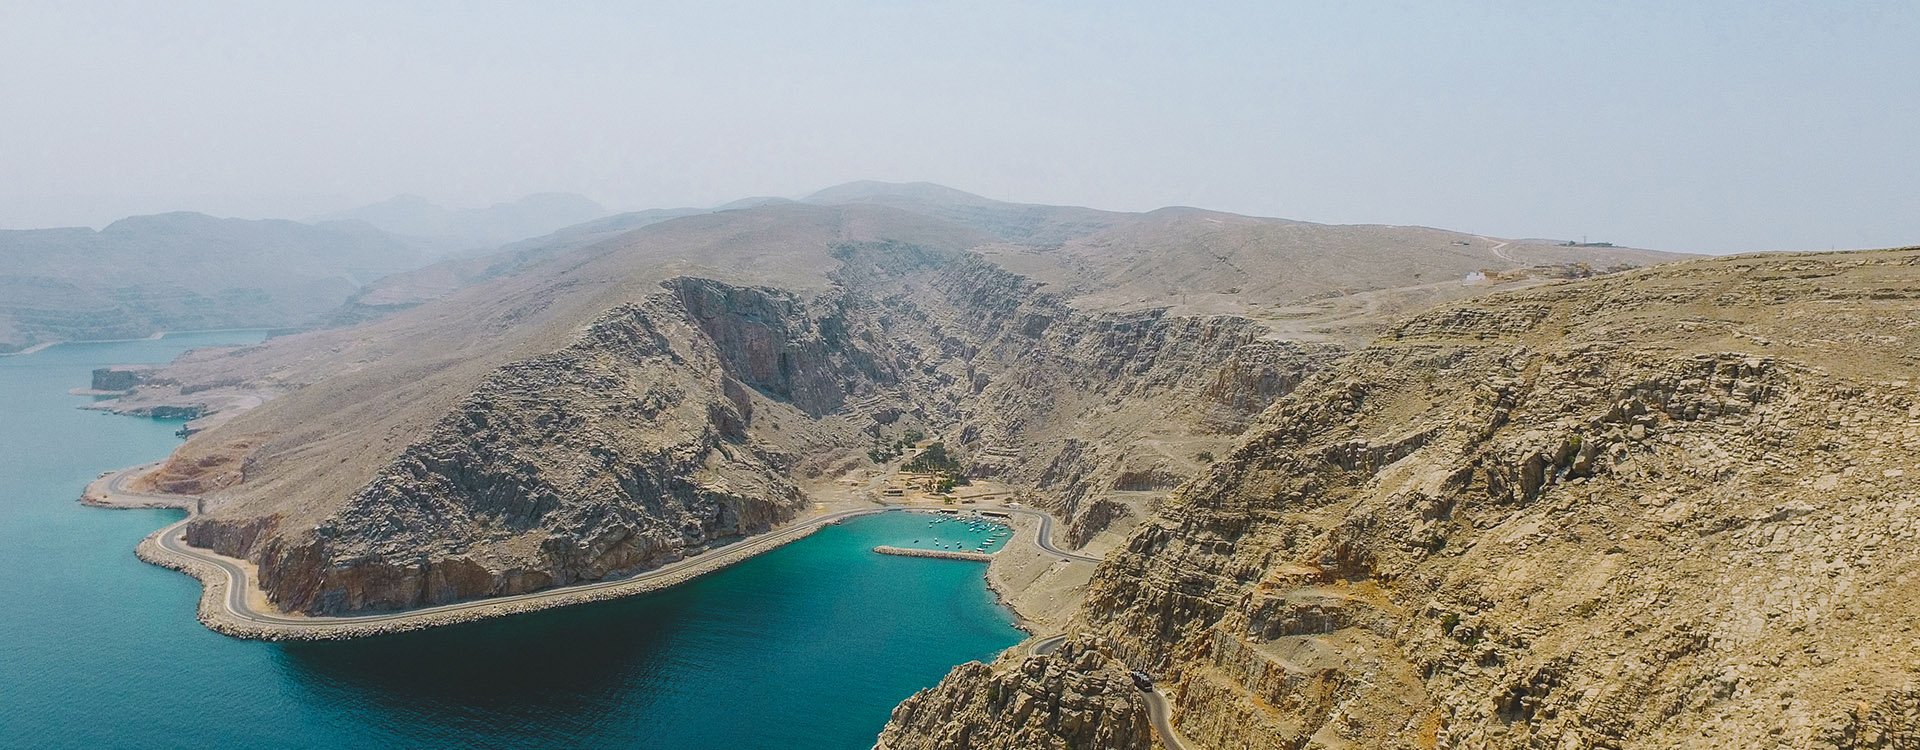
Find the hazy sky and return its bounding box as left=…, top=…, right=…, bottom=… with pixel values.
left=3, top=1, right=1915, bottom=253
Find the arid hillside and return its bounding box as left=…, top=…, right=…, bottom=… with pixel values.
left=879, top=246, right=1920, bottom=749
left=108, top=184, right=1680, bottom=617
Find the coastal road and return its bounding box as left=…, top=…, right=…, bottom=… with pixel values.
left=1143, top=688, right=1191, bottom=750
left=98, top=462, right=193, bottom=509
left=147, top=506, right=890, bottom=631
left=101, top=464, right=1100, bottom=635
left=997, top=508, right=1101, bottom=563
left=1028, top=632, right=1195, bottom=750
left=1031, top=633, right=1067, bottom=655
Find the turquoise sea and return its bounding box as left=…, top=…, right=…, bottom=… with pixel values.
left=0, top=333, right=1023, bottom=749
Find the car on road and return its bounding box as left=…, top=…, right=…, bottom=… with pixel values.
left=1129, top=670, right=1155, bottom=692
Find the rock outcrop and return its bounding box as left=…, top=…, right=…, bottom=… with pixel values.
left=884, top=247, right=1920, bottom=749
left=135, top=192, right=1678, bottom=623
left=877, top=636, right=1160, bottom=750
left=89, top=366, right=150, bottom=392
left=184, top=239, right=1330, bottom=614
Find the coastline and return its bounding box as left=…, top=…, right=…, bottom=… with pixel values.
left=79, top=462, right=183, bottom=509
left=0, top=340, right=61, bottom=357
left=130, top=510, right=877, bottom=641
left=91, top=461, right=1088, bottom=641
left=3, top=326, right=284, bottom=358
left=97, top=456, right=886, bottom=640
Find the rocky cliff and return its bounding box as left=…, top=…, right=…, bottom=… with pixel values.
left=881, top=247, right=1920, bottom=749
left=138, top=191, right=1677, bottom=621
left=877, top=636, right=1161, bottom=750
left=182, top=238, right=1332, bottom=614
left=185, top=278, right=878, bottom=613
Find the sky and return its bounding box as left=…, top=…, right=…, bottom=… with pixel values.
left=2, top=1, right=1915, bottom=254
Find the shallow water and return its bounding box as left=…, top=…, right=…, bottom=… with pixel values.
left=0, top=333, right=1023, bottom=748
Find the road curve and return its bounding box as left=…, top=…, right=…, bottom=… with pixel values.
left=1142, top=688, right=1191, bottom=750
left=1026, top=632, right=1195, bottom=750
left=99, top=464, right=1100, bottom=639
left=149, top=507, right=893, bottom=630
left=1006, top=508, right=1101, bottom=563
left=1030, top=633, right=1067, bottom=655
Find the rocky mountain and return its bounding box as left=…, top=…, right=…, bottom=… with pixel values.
left=113, top=183, right=1679, bottom=619
left=313, top=192, right=610, bottom=252
left=328, top=206, right=707, bottom=324
left=0, top=212, right=423, bottom=352
left=877, top=636, right=1160, bottom=750
left=878, top=246, right=1920, bottom=749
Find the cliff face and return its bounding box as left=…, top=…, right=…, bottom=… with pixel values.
left=140, top=194, right=1679, bottom=626
left=844, top=248, right=1341, bottom=544
left=876, top=637, right=1160, bottom=750
left=188, top=288, right=812, bottom=612
left=186, top=239, right=1326, bottom=614
left=882, top=248, right=1920, bottom=749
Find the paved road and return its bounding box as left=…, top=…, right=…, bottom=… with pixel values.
left=148, top=506, right=890, bottom=630
left=1030, top=633, right=1067, bottom=655
left=98, top=461, right=189, bottom=508
left=1142, top=688, right=1190, bottom=750
left=997, top=508, right=1102, bottom=563
left=105, top=464, right=1100, bottom=633
left=1027, top=632, right=1195, bottom=750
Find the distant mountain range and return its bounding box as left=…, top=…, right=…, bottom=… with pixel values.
left=117, top=180, right=1684, bottom=628
left=311, top=193, right=609, bottom=252
left=0, top=181, right=1679, bottom=356
left=0, top=213, right=419, bottom=352
left=0, top=193, right=614, bottom=352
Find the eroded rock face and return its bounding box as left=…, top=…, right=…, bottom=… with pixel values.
left=887, top=248, right=1920, bottom=749
left=189, top=289, right=813, bottom=613
left=190, top=240, right=1331, bottom=614
left=855, top=250, right=1340, bottom=544
left=876, top=636, right=1158, bottom=750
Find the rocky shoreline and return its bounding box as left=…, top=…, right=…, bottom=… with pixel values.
left=131, top=513, right=871, bottom=641
left=98, top=459, right=1078, bottom=641
left=88, top=457, right=899, bottom=641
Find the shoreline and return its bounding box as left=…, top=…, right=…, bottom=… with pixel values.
left=0, top=340, right=61, bottom=357
left=79, top=462, right=183, bottom=509
left=91, top=462, right=1089, bottom=641
left=131, top=510, right=879, bottom=641
left=3, top=326, right=285, bottom=358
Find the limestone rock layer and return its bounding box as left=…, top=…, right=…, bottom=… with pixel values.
left=185, top=240, right=1326, bottom=614
left=881, top=247, right=1920, bottom=749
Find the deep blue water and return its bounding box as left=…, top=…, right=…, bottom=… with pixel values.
left=0, top=333, right=1023, bottom=749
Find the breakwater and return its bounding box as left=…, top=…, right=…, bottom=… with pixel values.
left=873, top=545, right=994, bottom=562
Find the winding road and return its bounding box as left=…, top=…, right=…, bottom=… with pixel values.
left=150, top=505, right=893, bottom=631
left=1011, top=508, right=1102, bottom=563
left=1476, top=235, right=1519, bottom=264
left=1142, top=689, right=1189, bottom=750
left=1029, top=632, right=1195, bottom=750
left=98, top=464, right=1102, bottom=636
left=109, top=460, right=1180, bottom=743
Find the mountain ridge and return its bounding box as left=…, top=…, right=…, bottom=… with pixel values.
left=99, top=187, right=1684, bottom=624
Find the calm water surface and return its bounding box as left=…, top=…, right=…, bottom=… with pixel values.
left=0, top=333, right=1023, bottom=748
